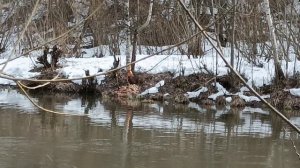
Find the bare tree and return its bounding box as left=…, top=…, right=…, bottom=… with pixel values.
left=262, top=0, right=285, bottom=82
left=131, top=0, right=154, bottom=72
left=124, top=0, right=133, bottom=83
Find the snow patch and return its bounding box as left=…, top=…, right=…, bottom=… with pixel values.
left=238, top=93, right=270, bottom=102
left=289, top=88, right=300, bottom=97
left=140, top=80, right=165, bottom=96
left=208, top=82, right=229, bottom=100
left=186, top=87, right=208, bottom=98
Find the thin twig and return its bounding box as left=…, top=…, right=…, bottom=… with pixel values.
left=283, top=127, right=300, bottom=160
left=16, top=81, right=83, bottom=116
left=18, top=74, right=60, bottom=90
left=0, top=69, right=72, bottom=115
left=142, top=32, right=202, bottom=73
left=8, top=71, right=75, bottom=115
left=291, top=139, right=300, bottom=160
left=142, top=55, right=172, bottom=73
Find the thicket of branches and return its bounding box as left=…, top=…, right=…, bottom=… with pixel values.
left=0, top=0, right=299, bottom=76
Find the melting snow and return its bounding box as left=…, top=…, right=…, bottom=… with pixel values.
left=186, top=87, right=208, bottom=98
left=289, top=88, right=300, bottom=97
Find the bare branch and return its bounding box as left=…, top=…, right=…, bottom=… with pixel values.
left=137, top=0, right=154, bottom=32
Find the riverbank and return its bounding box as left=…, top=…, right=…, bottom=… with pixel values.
left=99, top=71, right=300, bottom=110
left=12, top=67, right=300, bottom=111
left=1, top=48, right=300, bottom=110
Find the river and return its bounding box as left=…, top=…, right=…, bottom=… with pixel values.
left=0, top=89, right=299, bottom=168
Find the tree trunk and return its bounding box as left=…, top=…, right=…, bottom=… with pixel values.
left=262, top=0, right=285, bottom=82
left=230, top=0, right=236, bottom=71
left=125, top=0, right=132, bottom=73
left=131, top=30, right=138, bottom=71
left=131, top=0, right=154, bottom=72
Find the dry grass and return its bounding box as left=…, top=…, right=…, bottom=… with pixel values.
left=270, top=90, right=289, bottom=108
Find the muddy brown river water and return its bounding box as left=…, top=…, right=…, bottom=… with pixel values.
left=0, top=89, right=299, bottom=168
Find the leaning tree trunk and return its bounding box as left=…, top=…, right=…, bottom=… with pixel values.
left=263, top=0, right=285, bottom=83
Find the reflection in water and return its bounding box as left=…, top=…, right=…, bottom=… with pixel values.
left=121, top=111, right=133, bottom=168
left=0, top=89, right=299, bottom=168
left=218, top=108, right=242, bottom=137
left=110, top=107, right=118, bottom=128
left=123, top=111, right=133, bottom=144
left=81, top=93, right=98, bottom=114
